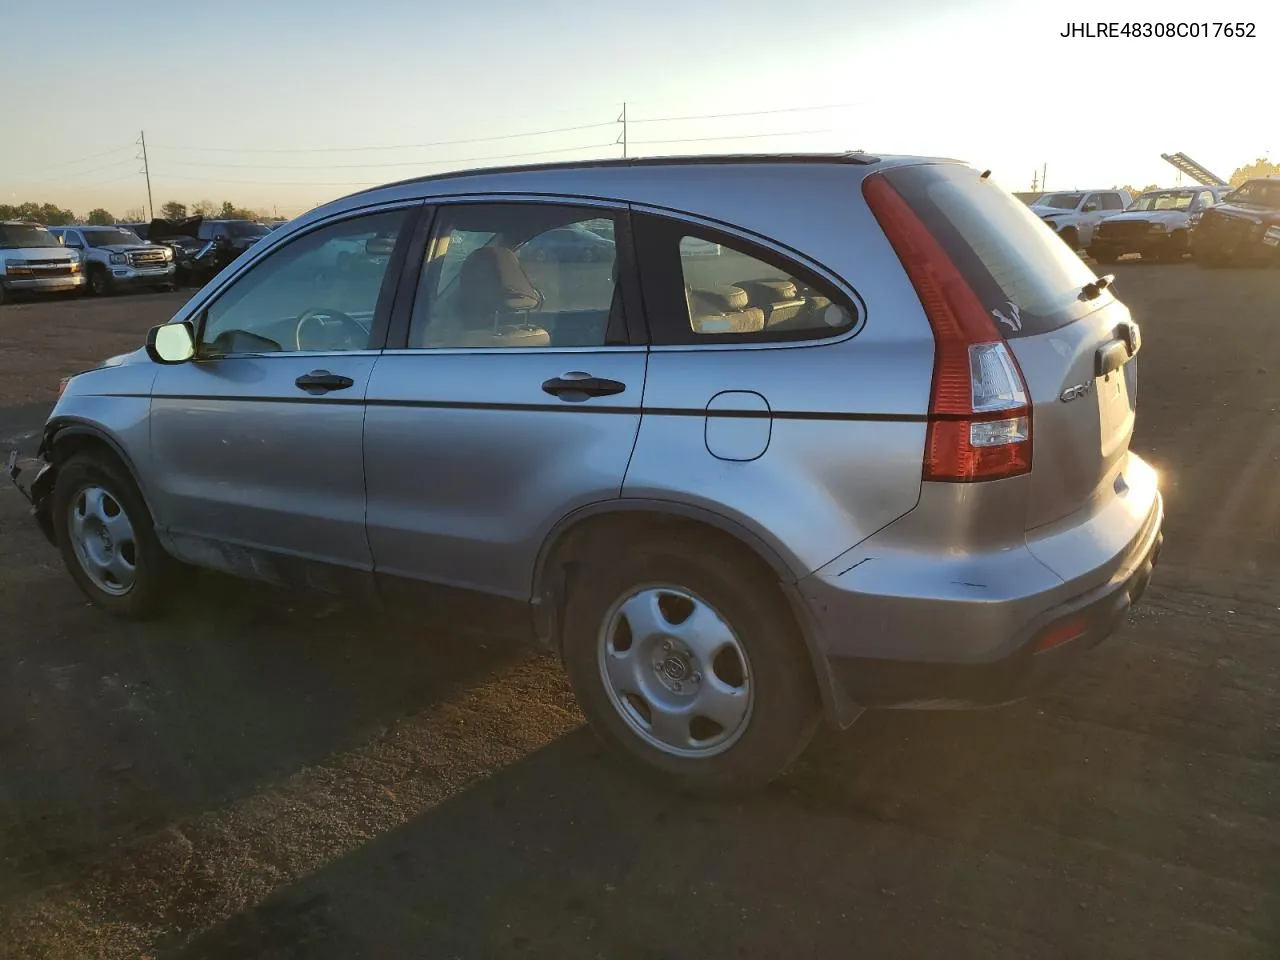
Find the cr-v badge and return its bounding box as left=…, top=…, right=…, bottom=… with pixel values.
left=1060, top=380, right=1094, bottom=403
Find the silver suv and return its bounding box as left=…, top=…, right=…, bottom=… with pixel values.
left=8, top=155, right=1163, bottom=792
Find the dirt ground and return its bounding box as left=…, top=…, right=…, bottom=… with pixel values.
left=0, top=269, right=1277, bottom=959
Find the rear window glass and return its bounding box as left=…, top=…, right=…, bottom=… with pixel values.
left=882, top=164, right=1102, bottom=338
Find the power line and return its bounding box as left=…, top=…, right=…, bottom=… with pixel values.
left=7, top=144, right=135, bottom=176
left=156, top=141, right=619, bottom=171
left=629, top=102, right=861, bottom=124
left=154, top=121, right=617, bottom=155
left=152, top=142, right=618, bottom=187
left=631, top=129, right=832, bottom=146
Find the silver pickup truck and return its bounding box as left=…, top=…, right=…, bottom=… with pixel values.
left=48, top=225, right=175, bottom=296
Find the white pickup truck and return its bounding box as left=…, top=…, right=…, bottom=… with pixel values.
left=1028, top=189, right=1132, bottom=253
left=0, top=221, right=85, bottom=306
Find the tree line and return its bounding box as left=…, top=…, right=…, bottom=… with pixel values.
left=0, top=199, right=275, bottom=226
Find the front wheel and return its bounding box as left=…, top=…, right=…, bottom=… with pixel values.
left=88, top=267, right=113, bottom=296
left=1058, top=227, right=1079, bottom=252
left=52, top=453, right=186, bottom=618
left=561, top=533, right=820, bottom=794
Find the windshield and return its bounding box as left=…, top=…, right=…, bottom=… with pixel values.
left=0, top=224, right=63, bottom=250
left=1224, top=180, right=1280, bottom=209
left=1038, top=193, right=1083, bottom=210
left=86, top=228, right=144, bottom=247
left=1128, top=191, right=1196, bottom=212
left=226, top=221, right=270, bottom=238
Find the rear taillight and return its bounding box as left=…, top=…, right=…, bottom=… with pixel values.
left=863, top=173, right=1032, bottom=482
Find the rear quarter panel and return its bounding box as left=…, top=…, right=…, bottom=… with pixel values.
left=624, top=171, right=936, bottom=577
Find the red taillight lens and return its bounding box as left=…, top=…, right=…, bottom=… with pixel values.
left=863, top=173, right=1032, bottom=482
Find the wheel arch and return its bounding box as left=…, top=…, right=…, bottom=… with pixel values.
left=531, top=500, right=860, bottom=728
left=40, top=419, right=155, bottom=523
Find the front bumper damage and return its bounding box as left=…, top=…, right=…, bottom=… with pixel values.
left=5, top=448, right=56, bottom=544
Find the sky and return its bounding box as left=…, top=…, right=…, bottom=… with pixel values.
left=1, top=0, right=1274, bottom=219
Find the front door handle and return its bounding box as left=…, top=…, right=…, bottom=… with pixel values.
left=541, top=372, right=626, bottom=401
left=295, top=370, right=354, bottom=394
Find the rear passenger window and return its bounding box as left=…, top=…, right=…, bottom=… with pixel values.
left=634, top=216, right=855, bottom=345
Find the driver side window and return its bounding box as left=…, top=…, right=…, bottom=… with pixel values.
left=200, top=209, right=405, bottom=356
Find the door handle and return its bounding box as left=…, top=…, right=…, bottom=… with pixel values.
left=541, top=372, right=626, bottom=401
left=295, top=370, right=354, bottom=394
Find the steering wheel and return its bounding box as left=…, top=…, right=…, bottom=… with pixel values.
left=294, top=307, right=366, bottom=352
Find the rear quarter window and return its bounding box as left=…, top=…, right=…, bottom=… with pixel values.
left=881, top=163, right=1102, bottom=338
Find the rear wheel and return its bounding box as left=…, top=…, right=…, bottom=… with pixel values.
left=561, top=532, right=819, bottom=794
left=52, top=453, right=185, bottom=618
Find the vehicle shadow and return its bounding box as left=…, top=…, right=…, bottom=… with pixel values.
left=0, top=565, right=524, bottom=906
left=169, top=660, right=1276, bottom=960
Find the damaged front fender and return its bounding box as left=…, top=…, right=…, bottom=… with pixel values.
left=5, top=449, right=57, bottom=545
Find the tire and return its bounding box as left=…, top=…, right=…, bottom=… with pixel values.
left=561, top=531, right=820, bottom=794
left=1092, top=248, right=1119, bottom=264
left=88, top=266, right=113, bottom=297
left=51, top=453, right=185, bottom=619
left=0, top=283, right=6, bottom=307
left=1150, top=233, right=1188, bottom=263
left=1059, top=227, right=1079, bottom=252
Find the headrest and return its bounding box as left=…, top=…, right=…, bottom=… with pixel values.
left=736, top=278, right=798, bottom=302
left=690, top=284, right=749, bottom=313
left=459, top=246, right=540, bottom=320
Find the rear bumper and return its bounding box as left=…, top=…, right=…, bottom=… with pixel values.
left=826, top=518, right=1161, bottom=708
left=798, top=455, right=1163, bottom=711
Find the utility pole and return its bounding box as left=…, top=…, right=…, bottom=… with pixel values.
left=1041, top=162, right=1048, bottom=192
left=617, top=102, right=628, bottom=159
left=138, top=130, right=154, bottom=220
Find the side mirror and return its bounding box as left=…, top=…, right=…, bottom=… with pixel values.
left=146, top=320, right=196, bottom=364
left=1083, top=202, right=1098, bottom=213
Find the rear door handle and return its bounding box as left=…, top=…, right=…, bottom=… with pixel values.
left=295, top=370, right=354, bottom=394
left=541, top=372, right=626, bottom=401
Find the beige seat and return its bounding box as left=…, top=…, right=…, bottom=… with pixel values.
left=421, top=245, right=551, bottom=348
left=686, top=284, right=765, bottom=334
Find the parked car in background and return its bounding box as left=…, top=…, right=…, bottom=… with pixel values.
left=198, top=219, right=271, bottom=253
left=48, top=225, right=175, bottom=296
left=1194, top=178, right=1280, bottom=267
left=1089, top=186, right=1230, bottom=263
left=118, top=222, right=150, bottom=241
left=8, top=154, right=1162, bottom=793
left=1029, top=189, right=1131, bottom=253
left=0, top=220, right=84, bottom=305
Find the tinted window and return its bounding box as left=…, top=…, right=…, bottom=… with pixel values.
left=1101, top=193, right=1124, bottom=210
left=200, top=209, right=406, bottom=356
left=881, top=163, right=1101, bottom=338
left=0, top=224, right=62, bottom=249
left=1039, top=193, right=1083, bottom=210
left=1129, top=191, right=1196, bottom=212
left=632, top=215, right=855, bottom=345
left=85, top=228, right=143, bottom=247
left=408, top=203, right=625, bottom=349
left=1224, top=180, right=1280, bottom=208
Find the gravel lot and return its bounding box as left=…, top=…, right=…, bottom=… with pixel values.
left=0, top=268, right=1277, bottom=959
